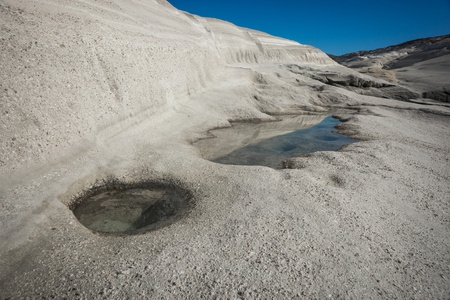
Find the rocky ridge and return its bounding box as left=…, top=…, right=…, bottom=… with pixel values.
left=330, top=34, right=450, bottom=101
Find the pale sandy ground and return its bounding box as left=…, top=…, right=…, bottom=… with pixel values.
left=1, top=0, right=449, bottom=299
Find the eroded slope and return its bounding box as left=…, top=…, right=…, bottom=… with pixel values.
left=331, top=35, right=450, bottom=101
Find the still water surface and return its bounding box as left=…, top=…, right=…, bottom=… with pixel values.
left=73, top=187, right=187, bottom=234
left=194, top=115, right=358, bottom=169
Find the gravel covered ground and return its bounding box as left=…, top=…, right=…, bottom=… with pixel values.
left=1, top=0, right=449, bottom=299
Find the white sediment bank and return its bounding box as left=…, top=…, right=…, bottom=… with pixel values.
left=0, top=0, right=449, bottom=298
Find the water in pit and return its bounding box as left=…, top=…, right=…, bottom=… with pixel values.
left=72, top=187, right=188, bottom=234
left=194, top=114, right=358, bottom=169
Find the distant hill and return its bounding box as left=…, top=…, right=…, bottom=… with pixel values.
left=330, top=35, right=450, bottom=102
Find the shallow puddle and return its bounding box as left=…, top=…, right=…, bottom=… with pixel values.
left=194, top=114, right=358, bottom=169
left=72, top=187, right=188, bottom=234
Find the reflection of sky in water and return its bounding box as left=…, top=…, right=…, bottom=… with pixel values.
left=213, top=116, right=358, bottom=169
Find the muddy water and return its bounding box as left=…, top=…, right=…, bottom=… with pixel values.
left=72, top=187, right=188, bottom=234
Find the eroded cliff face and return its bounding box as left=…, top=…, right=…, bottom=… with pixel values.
left=0, top=0, right=334, bottom=173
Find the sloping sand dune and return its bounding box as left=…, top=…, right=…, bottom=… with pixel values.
left=1, top=0, right=449, bottom=299
left=0, top=0, right=334, bottom=175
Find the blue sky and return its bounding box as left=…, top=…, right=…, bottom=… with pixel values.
left=168, top=0, right=450, bottom=55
